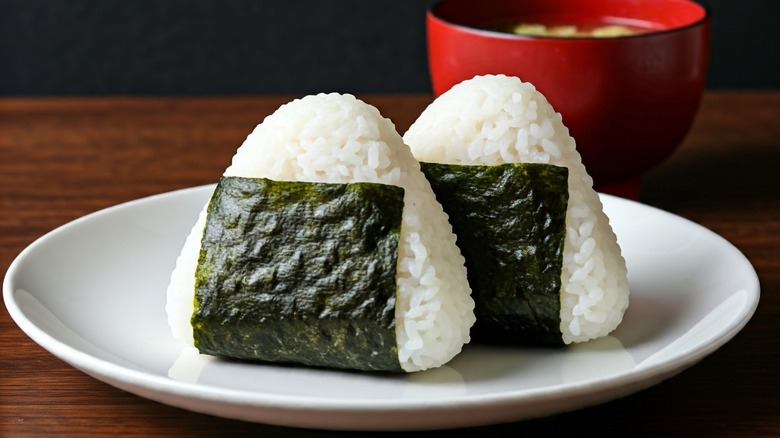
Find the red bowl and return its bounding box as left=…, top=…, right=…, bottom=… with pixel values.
left=427, top=0, right=710, bottom=199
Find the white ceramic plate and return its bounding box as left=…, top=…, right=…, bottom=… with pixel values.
left=3, top=186, right=760, bottom=431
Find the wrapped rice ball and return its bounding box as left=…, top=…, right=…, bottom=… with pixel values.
left=167, top=93, right=475, bottom=372
left=403, top=75, right=629, bottom=346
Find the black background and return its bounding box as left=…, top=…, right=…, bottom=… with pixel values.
left=2, top=0, right=778, bottom=96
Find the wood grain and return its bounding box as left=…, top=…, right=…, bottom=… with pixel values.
left=1, top=92, right=778, bottom=437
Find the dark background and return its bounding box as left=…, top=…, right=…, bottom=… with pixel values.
left=1, top=0, right=778, bottom=96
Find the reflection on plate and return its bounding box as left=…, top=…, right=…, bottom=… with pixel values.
left=3, top=186, right=760, bottom=431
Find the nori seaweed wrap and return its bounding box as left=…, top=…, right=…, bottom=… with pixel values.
left=420, top=162, right=569, bottom=345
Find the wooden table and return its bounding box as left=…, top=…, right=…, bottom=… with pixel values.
left=1, top=92, right=778, bottom=437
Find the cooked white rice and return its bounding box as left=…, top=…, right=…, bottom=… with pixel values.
left=166, top=93, right=475, bottom=371
left=403, top=74, right=629, bottom=344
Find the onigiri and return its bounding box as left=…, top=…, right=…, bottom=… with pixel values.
left=167, top=93, right=475, bottom=372
left=403, top=75, right=629, bottom=345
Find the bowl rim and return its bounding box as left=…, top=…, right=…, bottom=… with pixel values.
left=427, top=0, right=710, bottom=41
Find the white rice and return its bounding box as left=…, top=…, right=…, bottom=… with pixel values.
left=403, top=75, right=629, bottom=344
left=166, top=93, right=475, bottom=371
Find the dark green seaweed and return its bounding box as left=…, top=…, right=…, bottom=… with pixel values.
left=420, top=162, right=568, bottom=346
left=192, top=176, right=405, bottom=372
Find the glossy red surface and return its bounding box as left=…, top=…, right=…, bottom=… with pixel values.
left=427, top=0, right=709, bottom=198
